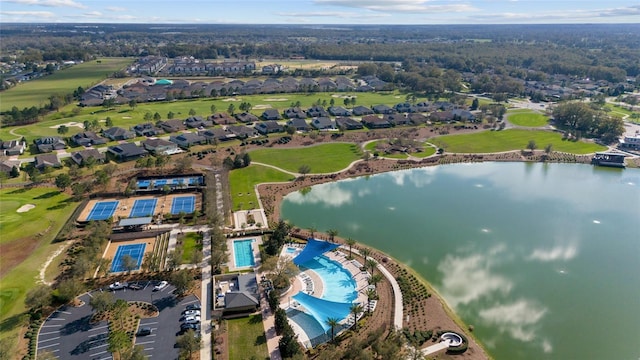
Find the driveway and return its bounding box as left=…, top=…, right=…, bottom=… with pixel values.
left=37, top=281, right=201, bottom=360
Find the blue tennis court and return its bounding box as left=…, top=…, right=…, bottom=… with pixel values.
left=153, top=179, right=168, bottom=187
left=171, top=196, right=195, bottom=214
left=137, top=179, right=151, bottom=188
left=110, top=243, right=146, bottom=272
left=129, top=198, right=158, bottom=218
left=86, top=201, right=119, bottom=221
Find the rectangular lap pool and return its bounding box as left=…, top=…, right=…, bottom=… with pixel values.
left=233, top=239, right=256, bottom=268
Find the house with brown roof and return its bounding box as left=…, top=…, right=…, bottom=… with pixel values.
left=34, top=153, right=62, bottom=170
left=103, top=127, right=135, bottom=141
left=361, top=115, right=391, bottom=129
left=235, top=112, right=259, bottom=123
left=142, top=138, right=179, bottom=155
left=70, top=148, right=106, bottom=166
left=158, top=119, right=187, bottom=133
left=336, top=117, right=363, bottom=130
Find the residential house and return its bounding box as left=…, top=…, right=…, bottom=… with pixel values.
left=619, top=135, right=640, bottom=150
left=433, top=101, right=455, bottom=111
left=169, top=133, right=207, bottom=148
left=284, top=107, right=306, bottom=119
left=184, top=116, right=214, bottom=129
left=255, top=121, right=284, bottom=135
left=286, top=118, right=311, bottom=132
left=142, top=138, right=179, bottom=155
left=103, top=127, right=135, bottom=141
left=235, top=112, right=259, bottom=123
left=372, top=104, right=395, bottom=114
left=0, top=160, right=19, bottom=175
left=452, top=109, right=477, bottom=122
left=209, top=113, right=236, bottom=125
left=361, top=115, right=391, bottom=129
left=34, top=154, right=61, bottom=170
left=132, top=123, right=163, bottom=137
left=1, top=140, right=26, bottom=156
left=70, top=131, right=108, bottom=147
left=306, top=105, right=329, bottom=118
left=107, top=143, right=147, bottom=161
left=199, top=128, right=236, bottom=142
left=414, top=102, right=431, bottom=112
left=311, top=117, right=336, bottom=131
left=384, top=114, right=410, bottom=126
left=317, top=78, right=337, bottom=91
left=352, top=106, right=374, bottom=116
left=328, top=106, right=351, bottom=117
left=261, top=109, right=282, bottom=121
left=262, top=64, right=283, bottom=75
left=430, top=111, right=455, bottom=123
left=408, top=113, right=429, bottom=125
left=158, top=119, right=187, bottom=133
left=70, top=148, right=105, bottom=166
left=227, top=125, right=258, bottom=139
left=34, top=137, right=66, bottom=153
left=335, top=117, right=363, bottom=130
left=394, top=103, right=420, bottom=113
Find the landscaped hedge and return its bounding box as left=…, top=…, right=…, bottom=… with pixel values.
left=436, top=330, right=469, bottom=354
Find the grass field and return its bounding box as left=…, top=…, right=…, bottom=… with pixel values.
left=507, top=110, right=549, bottom=127
left=0, top=58, right=133, bottom=112
left=227, top=314, right=269, bottom=360
left=0, top=187, right=78, bottom=340
left=431, top=129, right=607, bottom=154
left=249, top=143, right=362, bottom=173
left=229, top=164, right=294, bottom=210
left=180, top=232, right=203, bottom=264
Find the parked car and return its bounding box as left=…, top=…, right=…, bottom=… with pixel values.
left=153, top=281, right=168, bottom=291
left=182, top=310, right=201, bottom=317
left=109, top=282, right=127, bottom=291
left=128, top=283, right=143, bottom=290
left=186, top=303, right=201, bottom=311
left=137, top=327, right=152, bottom=336
left=182, top=316, right=201, bottom=324
left=179, top=322, right=201, bottom=334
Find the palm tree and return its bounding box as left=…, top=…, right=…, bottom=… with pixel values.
left=368, top=274, right=383, bottom=289
left=365, top=288, right=377, bottom=313
left=365, top=259, right=377, bottom=275
left=325, top=317, right=340, bottom=343
left=308, top=226, right=317, bottom=240
left=327, top=228, right=338, bottom=242
left=350, top=303, right=363, bottom=330
left=360, top=248, right=371, bottom=262
left=346, top=238, right=356, bottom=259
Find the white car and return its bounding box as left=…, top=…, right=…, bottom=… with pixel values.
left=109, top=282, right=127, bottom=291
left=153, top=281, right=168, bottom=291
left=182, top=315, right=201, bottom=324
left=182, top=310, right=201, bottom=317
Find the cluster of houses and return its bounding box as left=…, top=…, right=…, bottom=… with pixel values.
left=129, top=56, right=287, bottom=77
left=80, top=76, right=389, bottom=107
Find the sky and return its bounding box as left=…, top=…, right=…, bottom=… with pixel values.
left=1, top=0, right=639, bottom=25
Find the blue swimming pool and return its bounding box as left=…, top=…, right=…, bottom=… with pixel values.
left=301, top=255, right=357, bottom=302
left=233, top=239, right=255, bottom=268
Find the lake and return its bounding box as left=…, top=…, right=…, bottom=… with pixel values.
left=280, top=162, right=640, bottom=359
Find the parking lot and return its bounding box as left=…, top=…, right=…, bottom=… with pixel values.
left=37, top=281, right=200, bottom=360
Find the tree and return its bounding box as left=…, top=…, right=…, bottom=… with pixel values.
left=176, top=330, right=201, bottom=358
left=326, top=229, right=339, bottom=242
left=344, top=97, right=350, bottom=107
left=471, top=98, right=479, bottom=110
left=365, top=258, right=377, bottom=275
left=544, top=144, right=553, bottom=158
left=298, top=164, right=311, bottom=177
left=526, top=139, right=537, bottom=152
left=121, top=345, right=146, bottom=360
left=345, top=238, right=356, bottom=259
left=153, top=112, right=161, bottom=121
left=368, top=274, right=383, bottom=289
left=350, top=303, right=364, bottom=330
left=121, top=254, right=139, bottom=273
left=107, top=329, right=130, bottom=358
left=307, top=226, right=317, bottom=240
left=242, top=152, right=251, bottom=167
left=55, top=173, right=72, bottom=191
left=89, top=291, right=114, bottom=313
left=171, top=269, right=194, bottom=296
left=105, top=117, right=113, bottom=127
left=144, top=112, right=153, bottom=121
left=128, top=99, right=137, bottom=109
left=360, top=248, right=371, bottom=262
left=9, top=165, right=20, bottom=178
left=210, top=104, right=217, bottom=114
left=25, top=285, right=51, bottom=312
left=365, top=289, right=377, bottom=312
left=261, top=257, right=298, bottom=289
left=56, top=278, right=84, bottom=303
left=166, top=250, right=182, bottom=271
left=189, top=108, right=196, bottom=116
left=167, top=111, right=175, bottom=119
left=326, top=317, right=340, bottom=343
left=227, top=103, right=236, bottom=115
left=57, top=125, right=69, bottom=135
left=174, top=156, right=193, bottom=173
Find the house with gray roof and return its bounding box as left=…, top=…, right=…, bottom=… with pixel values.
left=261, top=109, right=281, bottom=121
left=103, top=127, right=135, bottom=141
left=142, top=138, right=179, bottom=155
left=287, top=118, right=311, bottom=132
left=311, top=117, right=336, bottom=131
left=255, top=121, right=284, bottom=135
left=227, top=125, right=258, bottom=139
left=372, top=104, right=395, bottom=114
left=220, top=273, right=260, bottom=315
left=306, top=105, right=329, bottom=118
left=71, top=131, right=107, bottom=147
left=107, top=143, right=147, bottom=161
left=362, top=115, right=391, bottom=129
left=169, top=132, right=207, bottom=148
left=199, top=128, right=236, bottom=142
left=328, top=106, right=351, bottom=117
left=34, top=137, right=66, bottom=153
left=235, top=112, right=259, bottom=123
left=336, top=117, right=363, bottom=130
left=352, top=106, right=374, bottom=116
left=34, top=153, right=62, bottom=170
left=1, top=140, right=26, bottom=156
left=70, top=148, right=105, bottom=166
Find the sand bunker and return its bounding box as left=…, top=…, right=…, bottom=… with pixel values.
left=331, top=94, right=357, bottom=99
left=17, top=204, right=35, bottom=213
left=253, top=104, right=272, bottom=110
left=264, top=98, right=288, bottom=102
left=49, top=122, right=84, bottom=129
left=121, top=116, right=132, bottom=119
left=222, top=97, right=241, bottom=102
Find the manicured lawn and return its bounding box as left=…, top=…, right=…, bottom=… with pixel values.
left=412, top=145, right=437, bottom=158
left=229, top=164, right=294, bottom=210
left=431, top=129, right=606, bottom=154
left=227, top=314, right=269, bottom=360
left=0, top=58, right=133, bottom=112
left=365, top=139, right=436, bottom=159
left=507, top=111, right=549, bottom=127
left=180, top=232, right=203, bottom=264
left=0, top=187, right=78, bottom=337
left=249, top=143, right=362, bottom=173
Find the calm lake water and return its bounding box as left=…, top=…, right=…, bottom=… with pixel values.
left=281, top=162, right=640, bottom=359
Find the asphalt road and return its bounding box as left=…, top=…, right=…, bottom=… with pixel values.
left=36, top=280, right=200, bottom=360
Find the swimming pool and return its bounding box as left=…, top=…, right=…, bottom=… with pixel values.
left=301, top=255, right=357, bottom=302
left=233, top=239, right=255, bottom=268
left=286, top=307, right=329, bottom=346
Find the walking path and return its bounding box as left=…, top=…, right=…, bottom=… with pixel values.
left=200, top=230, right=213, bottom=360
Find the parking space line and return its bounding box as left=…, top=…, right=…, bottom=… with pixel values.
left=38, top=336, right=60, bottom=343
left=91, top=343, right=108, bottom=349
left=87, top=332, right=108, bottom=338
left=39, top=331, right=59, bottom=336
left=140, top=321, right=158, bottom=326
left=38, top=342, right=59, bottom=349
left=89, top=350, right=108, bottom=357
left=144, top=348, right=154, bottom=351
left=136, top=340, right=155, bottom=345
left=49, top=318, right=66, bottom=321
left=38, top=348, right=59, bottom=353
left=56, top=310, right=71, bottom=314
left=41, top=324, right=61, bottom=328
left=89, top=325, right=109, bottom=331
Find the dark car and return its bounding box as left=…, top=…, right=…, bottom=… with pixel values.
left=186, top=303, right=201, bottom=311
left=137, top=327, right=152, bottom=336
left=128, top=283, right=143, bottom=290
left=179, top=323, right=201, bottom=334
